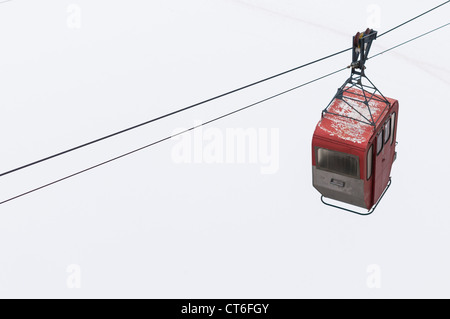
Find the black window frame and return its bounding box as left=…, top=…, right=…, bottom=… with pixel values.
left=376, top=130, right=384, bottom=155
left=383, top=119, right=391, bottom=145
left=390, top=112, right=396, bottom=145
left=367, top=144, right=373, bottom=180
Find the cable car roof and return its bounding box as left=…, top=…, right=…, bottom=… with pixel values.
left=314, top=87, right=397, bottom=147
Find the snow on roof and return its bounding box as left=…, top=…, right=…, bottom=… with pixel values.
left=315, top=88, right=392, bottom=146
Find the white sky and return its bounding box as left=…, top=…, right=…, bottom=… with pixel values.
left=0, top=0, right=449, bottom=298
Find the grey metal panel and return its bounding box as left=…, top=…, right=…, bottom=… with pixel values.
left=313, top=166, right=367, bottom=209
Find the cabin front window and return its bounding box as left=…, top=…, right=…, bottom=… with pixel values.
left=316, top=148, right=359, bottom=178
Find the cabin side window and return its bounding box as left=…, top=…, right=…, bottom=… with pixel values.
left=376, top=130, right=383, bottom=155
left=367, top=145, right=373, bottom=180
left=384, top=119, right=391, bottom=144
left=316, top=148, right=359, bottom=178
left=390, top=113, right=396, bottom=145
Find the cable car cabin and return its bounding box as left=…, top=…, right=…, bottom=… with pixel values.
left=312, top=87, right=398, bottom=211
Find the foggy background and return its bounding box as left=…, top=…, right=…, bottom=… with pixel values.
left=0, top=0, right=449, bottom=298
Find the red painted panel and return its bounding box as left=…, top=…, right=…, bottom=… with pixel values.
left=372, top=102, right=399, bottom=204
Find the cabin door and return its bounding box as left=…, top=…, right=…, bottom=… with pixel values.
left=373, top=116, right=393, bottom=203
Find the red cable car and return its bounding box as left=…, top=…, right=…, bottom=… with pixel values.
left=312, top=29, right=398, bottom=215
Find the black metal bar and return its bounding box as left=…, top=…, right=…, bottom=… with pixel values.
left=322, top=88, right=344, bottom=115
left=359, top=83, right=378, bottom=90
left=342, top=87, right=378, bottom=100
left=320, top=178, right=392, bottom=216
left=351, top=30, right=378, bottom=76
left=340, top=95, right=366, bottom=105
left=322, top=110, right=373, bottom=126
left=358, top=82, right=376, bottom=124
left=364, top=75, right=391, bottom=105
left=321, top=30, right=392, bottom=130
left=363, top=76, right=391, bottom=126
left=340, top=97, right=373, bottom=125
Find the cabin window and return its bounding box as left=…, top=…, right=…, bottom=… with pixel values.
left=390, top=113, right=396, bottom=145
left=384, top=119, right=391, bottom=144
left=316, top=148, right=359, bottom=178
left=376, top=130, right=383, bottom=155
left=367, top=145, right=373, bottom=180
